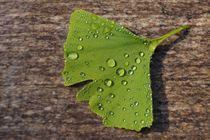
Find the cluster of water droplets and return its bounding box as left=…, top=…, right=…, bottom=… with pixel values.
left=65, top=12, right=153, bottom=128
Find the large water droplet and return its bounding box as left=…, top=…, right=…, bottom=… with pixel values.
left=107, top=58, right=116, bottom=68
left=121, top=80, right=128, bottom=86
left=124, top=53, right=129, bottom=58
left=68, top=52, right=79, bottom=60
left=131, top=65, right=137, bottom=71
left=135, top=58, right=141, bottom=64
left=77, top=45, right=83, bottom=50
left=97, top=87, right=103, bottom=92
left=139, top=51, right=145, bottom=57
left=109, top=93, right=115, bottom=98
left=99, top=66, right=105, bottom=71
left=128, top=70, right=134, bottom=75
left=104, top=79, right=113, bottom=87
left=116, top=68, right=125, bottom=77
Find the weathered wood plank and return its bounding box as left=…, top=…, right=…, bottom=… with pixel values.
left=0, top=0, right=209, bottom=139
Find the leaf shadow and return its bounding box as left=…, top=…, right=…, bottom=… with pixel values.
left=141, top=28, right=190, bottom=133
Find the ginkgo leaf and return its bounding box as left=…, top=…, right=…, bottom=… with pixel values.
left=62, top=9, right=189, bottom=131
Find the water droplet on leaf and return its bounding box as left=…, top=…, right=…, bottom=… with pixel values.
left=128, top=70, right=134, bottom=75
left=68, top=52, right=79, bottom=60
left=109, top=93, right=115, bottom=98
left=135, top=58, right=141, bottom=64
left=131, top=65, right=137, bottom=71
left=139, top=51, right=144, bottom=57
left=121, top=80, right=128, bottom=86
left=97, top=87, right=103, bottom=92
left=79, top=37, right=83, bottom=41
left=107, top=58, right=116, bottom=68
left=93, top=33, right=98, bottom=38
left=124, top=53, right=129, bottom=58
left=116, top=68, right=125, bottom=77
left=80, top=72, right=86, bottom=77
left=104, top=79, right=114, bottom=87
left=99, top=66, right=105, bottom=71
left=77, top=45, right=83, bottom=50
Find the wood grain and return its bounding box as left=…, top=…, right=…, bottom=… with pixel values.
left=0, top=0, right=209, bottom=139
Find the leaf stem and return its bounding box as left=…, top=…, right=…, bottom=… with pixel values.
left=150, top=25, right=189, bottom=52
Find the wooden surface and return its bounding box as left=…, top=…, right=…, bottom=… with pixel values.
left=0, top=0, right=210, bottom=139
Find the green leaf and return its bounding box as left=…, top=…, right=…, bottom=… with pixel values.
left=62, top=9, right=189, bottom=131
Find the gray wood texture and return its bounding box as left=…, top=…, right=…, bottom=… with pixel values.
left=0, top=0, right=209, bottom=139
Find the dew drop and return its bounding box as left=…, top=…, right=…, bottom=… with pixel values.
left=135, top=112, right=139, bottom=116
left=127, top=88, right=131, bottom=92
left=97, top=87, right=103, bottom=92
left=104, top=79, right=114, bottom=87
left=116, top=68, right=125, bottom=77
left=135, top=58, right=141, bottom=64
left=146, top=108, right=150, bottom=113
left=128, top=70, right=134, bottom=75
left=105, top=36, right=109, bottom=40
left=131, top=65, right=137, bottom=71
left=109, top=93, right=115, bottom=98
left=145, top=113, right=149, bottom=117
left=98, top=103, right=104, bottom=110
left=106, top=100, right=111, bottom=104
left=141, top=120, right=145, bottom=124
left=130, top=104, right=134, bottom=107
left=139, top=51, right=145, bottom=57
left=134, top=120, right=138, bottom=124
left=77, top=45, right=83, bottom=50
left=123, top=119, right=126, bottom=122
left=80, top=72, right=86, bottom=77
left=143, top=40, right=149, bottom=45
left=109, top=32, right=113, bottom=36
left=125, top=61, right=129, bottom=66
left=121, top=80, right=128, bottom=86
left=124, top=53, right=129, bottom=58
left=134, top=101, right=139, bottom=106
left=109, top=111, right=114, bottom=116
left=97, top=95, right=101, bottom=99
left=79, top=37, right=83, bottom=41
left=93, top=33, right=98, bottom=38
left=99, top=66, right=105, bottom=71
left=98, top=106, right=104, bottom=111
left=86, top=35, right=90, bottom=39
left=106, top=58, right=116, bottom=68
left=122, top=107, right=126, bottom=111
left=85, top=61, right=89, bottom=65
left=68, top=52, right=79, bottom=60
